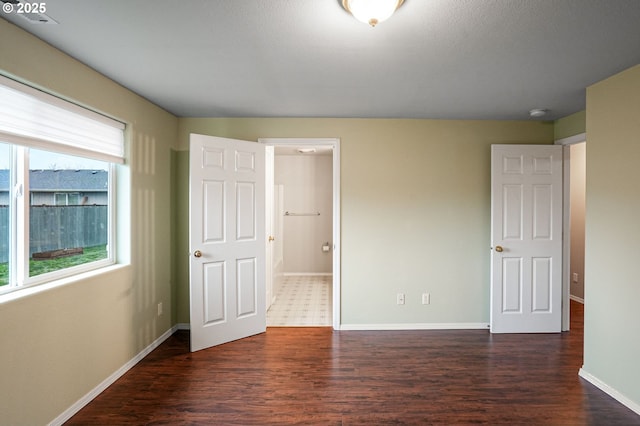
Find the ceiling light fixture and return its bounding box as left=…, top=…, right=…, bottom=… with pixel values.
left=529, top=108, right=548, bottom=118
left=297, top=148, right=317, bottom=154
left=342, top=0, right=405, bottom=27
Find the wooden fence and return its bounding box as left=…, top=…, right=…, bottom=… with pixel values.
left=0, top=205, right=107, bottom=263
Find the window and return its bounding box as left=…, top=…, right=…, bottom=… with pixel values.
left=68, top=193, right=81, bottom=205
left=54, top=193, right=67, bottom=206
left=0, top=143, right=9, bottom=287
left=54, top=192, right=81, bottom=206
left=0, top=76, right=124, bottom=293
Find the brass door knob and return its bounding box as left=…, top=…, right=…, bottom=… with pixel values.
left=495, top=246, right=504, bottom=253
left=268, top=236, right=275, bottom=242
left=193, top=250, right=202, bottom=258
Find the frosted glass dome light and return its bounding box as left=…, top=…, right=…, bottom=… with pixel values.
left=342, top=0, right=405, bottom=27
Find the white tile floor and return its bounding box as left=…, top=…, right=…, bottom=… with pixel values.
left=267, top=275, right=332, bottom=326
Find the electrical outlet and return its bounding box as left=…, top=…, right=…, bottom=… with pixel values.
left=422, top=293, right=430, bottom=305
left=397, top=293, right=405, bottom=305
left=157, top=302, right=163, bottom=316
left=572, top=273, right=579, bottom=283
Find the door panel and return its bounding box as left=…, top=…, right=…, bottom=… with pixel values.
left=237, top=257, right=257, bottom=318
left=190, top=133, right=265, bottom=352
left=203, top=180, right=225, bottom=242
left=203, top=261, right=225, bottom=324
left=491, top=144, right=562, bottom=333
left=533, top=185, right=552, bottom=239
left=532, top=257, right=551, bottom=312
left=502, top=257, right=522, bottom=313
left=502, top=184, right=523, bottom=239
left=236, top=182, right=255, bottom=240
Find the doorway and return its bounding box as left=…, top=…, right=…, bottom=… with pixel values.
left=558, top=133, right=587, bottom=331
left=259, top=138, right=341, bottom=329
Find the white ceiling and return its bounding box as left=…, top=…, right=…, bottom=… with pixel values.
left=3, top=0, right=640, bottom=121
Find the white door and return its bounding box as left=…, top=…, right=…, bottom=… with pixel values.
left=490, top=144, right=563, bottom=333
left=189, top=134, right=266, bottom=352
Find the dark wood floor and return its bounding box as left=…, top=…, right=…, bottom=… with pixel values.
left=66, top=301, right=640, bottom=425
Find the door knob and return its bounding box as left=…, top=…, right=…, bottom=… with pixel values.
left=495, top=246, right=504, bottom=253
left=193, top=250, right=202, bottom=258
left=268, top=236, right=275, bottom=242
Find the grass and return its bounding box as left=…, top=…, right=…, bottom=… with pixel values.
left=0, top=245, right=107, bottom=286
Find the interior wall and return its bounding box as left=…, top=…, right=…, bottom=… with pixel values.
left=176, top=118, right=554, bottom=325
left=554, top=110, right=586, bottom=140
left=0, top=20, right=178, bottom=425
left=275, top=154, right=333, bottom=274
left=583, top=64, right=640, bottom=409
left=569, top=142, right=586, bottom=301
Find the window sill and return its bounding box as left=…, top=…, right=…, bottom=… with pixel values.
left=0, top=263, right=130, bottom=305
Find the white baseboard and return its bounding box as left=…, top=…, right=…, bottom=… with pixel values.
left=284, top=272, right=333, bottom=277
left=175, top=321, right=491, bottom=332
left=570, top=294, right=585, bottom=304
left=339, top=322, right=490, bottom=331
left=49, top=324, right=180, bottom=426
left=579, top=368, right=640, bottom=416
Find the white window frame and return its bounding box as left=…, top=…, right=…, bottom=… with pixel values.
left=3, top=146, right=117, bottom=291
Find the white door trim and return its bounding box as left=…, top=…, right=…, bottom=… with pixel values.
left=554, top=132, right=586, bottom=146
left=258, top=137, right=341, bottom=330
left=555, top=132, right=587, bottom=331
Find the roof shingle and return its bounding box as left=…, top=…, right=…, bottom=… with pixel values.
left=0, top=169, right=107, bottom=191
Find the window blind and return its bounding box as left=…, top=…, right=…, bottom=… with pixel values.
left=0, top=75, right=125, bottom=164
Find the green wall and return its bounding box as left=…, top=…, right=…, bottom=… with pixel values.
left=583, top=64, right=640, bottom=409
left=0, top=20, right=178, bottom=425
left=175, top=118, right=554, bottom=325
left=173, top=149, right=190, bottom=323
left=553, top=110, right=586, bottom=140
left=554, top=110, right=586, bottom=140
